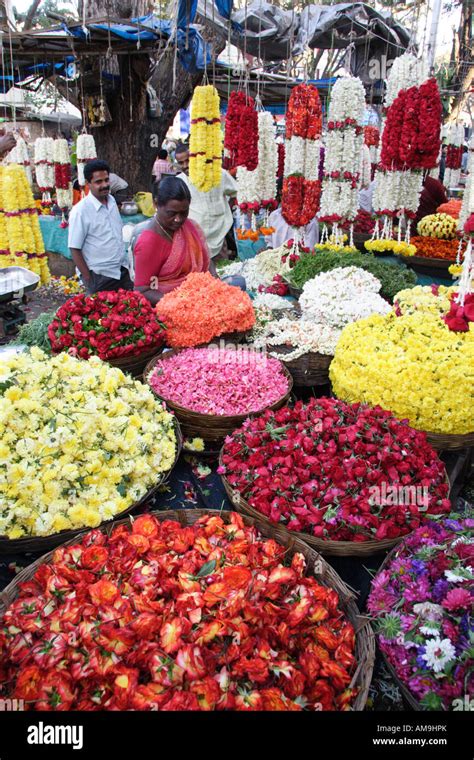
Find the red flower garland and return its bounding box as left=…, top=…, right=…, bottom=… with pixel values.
left=54, top=163, right=71, bottom=190
left=364, top=126, right=379, bottom=147
left=446, top=145, right=463, bottom=170
left=414, top=78, right=442, bottom=169
left=380, top=89, right=407, bottom=170
left=282, top=84, right=322, bottom=227
left=224, top=91, right=258, bottom=171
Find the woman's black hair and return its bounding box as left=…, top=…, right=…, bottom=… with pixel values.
left=84, top=159, right=110, bottom=182
left=152, top=175, right=191, bottom=205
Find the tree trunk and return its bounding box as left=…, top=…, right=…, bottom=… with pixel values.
left=73, top=0, right=224, bottom=192
left=23, top=0, right=42, bottom=30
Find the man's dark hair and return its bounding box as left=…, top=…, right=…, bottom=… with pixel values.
left=158, top=148, right=168, bottom=160
left=152, top=175, right=191, bottom=205
left=175, top=143, right=189, bottom=156
left=84, top=159, right=110, bottom=183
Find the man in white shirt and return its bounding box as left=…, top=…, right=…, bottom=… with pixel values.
left=68, top=159, right=132, bottom=294
left=174, top=144, right=237, bottom=258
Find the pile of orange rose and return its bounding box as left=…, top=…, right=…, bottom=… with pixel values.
left=157, top=272, right=255, bottom=347
left=410, top=236, right=466, bottom=261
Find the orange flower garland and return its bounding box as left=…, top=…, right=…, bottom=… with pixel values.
left=157, top=272, right=255, bottom=347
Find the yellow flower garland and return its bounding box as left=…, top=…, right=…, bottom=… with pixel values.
left=0, top=165, right=50, bottom=283
left=189, top=85, right=222, bottom=192
left=365, top=239, right=416, bottom=257
left=330, top=312, right=474, bottom=435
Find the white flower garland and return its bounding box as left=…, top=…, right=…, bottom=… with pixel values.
left=56, top=186, right=73, bottom=208
left=252, top=317, right=341, bottom=360
left=360, top=144, right=371, bottom=189
left=444, top=122, right=465, bottom=188
left=256, top=111, right=277, bottom=203
left=320, top=76, right=365, bottom=230
left=458, top=135, right=474, bottom=232
left=53, top=138, right=70, bottom=164
left=236, top=165, right=260, bottom=206
left=76, top=133, right=97, bottom=187
left=4, top=136, right=33, bottom=185
left=252, top=292, right=293, bottom=310
left=384, top=52, right=428, bottom=107
left=34, top=137, right=55, bottom=193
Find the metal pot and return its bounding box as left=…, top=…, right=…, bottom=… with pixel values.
left=121, top=200, right=139, bottom=215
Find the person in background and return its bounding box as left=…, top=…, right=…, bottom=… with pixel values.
left=358, top=178, right=376, bottom=215
left=461, top=144, right=469, bottom=173
left=152, top=149, right=175, bottom=183
left=133, top=176, right=244, bottom=305
left=439, top=144, right=447, bottom=183
left=175, top=143, right=238, bottom=259
left=414, top=175, right=448, bottom=228
left=265, top=205, right=319, bottom=250
left=0, top=132, right=16, bottom=158
left=68, top=159, right=132, bottom=295
left=108, top=172, right=129, bottom=207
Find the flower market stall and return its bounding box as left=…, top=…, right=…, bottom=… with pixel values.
left=0, top=6, right=473, bottom=737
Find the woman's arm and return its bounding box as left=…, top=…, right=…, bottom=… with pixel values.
left=135, top=284, right=164, bottom=305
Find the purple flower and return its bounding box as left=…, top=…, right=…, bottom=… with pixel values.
left=416, top=649, right=428, bottom=670
left=412, top=559, right=427, bottom=576
left=432, top=579, right=450, bottom=603
left=444, top=519, right=462, bottom=531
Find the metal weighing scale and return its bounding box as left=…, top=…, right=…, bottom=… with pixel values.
left=0, top=266, right=40, bottom=342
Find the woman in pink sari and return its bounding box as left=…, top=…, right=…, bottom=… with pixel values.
left=134, top=177, right=214, bottom=305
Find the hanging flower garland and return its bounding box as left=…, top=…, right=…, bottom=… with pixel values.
left=34, top=137, right=55, bottom=203
left=4, top=135, right=33, bottom=185
left=444, top=123, right=465, bottom=189
left=458, top=135, right=474, bottom=233
left=281, top=84, right=322, bottom=236
left=237, top=110, right=278, bottom=227
left=364, top=125, right=379, bottom=177
left=384, top=52, right=428, bottom=108
left=223, top=91, right=246, bottom=170
left=0, top=165, right=50, bottom=283
left=189, top=85, right=222, bottom=193
left=53, top=139, right=73, bottom=217
left=319, top=76, right=365, bottom=245
left=223, top=91, right=258, bottom=172
left=76, top=133, right=97, bottom=188
left=374, top=76, right=442, bottom=241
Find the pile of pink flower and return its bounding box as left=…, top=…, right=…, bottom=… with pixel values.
left=147, top=347, right=290, bottom=415
left=368, top=517, right=473, bottom=710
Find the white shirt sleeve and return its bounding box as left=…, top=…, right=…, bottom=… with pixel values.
left=68, top=204, right=88, bottom=250
left=221, top=170, right=238, bottom=197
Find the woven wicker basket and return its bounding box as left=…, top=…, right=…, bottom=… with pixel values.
left=424, top=430, right=474, bottom=451
left=220, top=454, right=451, bottom=558
left=269, top=345, right=333, bottom=387
left=0, top=419, right=182, bottom=555
left=370, top=542, right=423, bottom=710
left=400, top=254, right=453, bottom=278
left=353, top=232, right=372, bottom=252
left=0, top=508, right=375, bottom=712
left=286, top=282, right=303, bottom=300
left=107, top=345, right=164, bottom=379
left=144, top=348, right=293, bottom=444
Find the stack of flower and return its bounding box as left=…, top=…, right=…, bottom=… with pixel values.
left=0, top=348, right=177, bottom=539
left=394, top=285, right=456, bottom=318
left=148, top=347, right=289, bottom=416
left=437, top=200, right=462, bottom=219
left=251, top=292, right=294, bottom=311
left=282, top=84, right=322, bottom=236
left=252, top=318, right=340, bottom=361
left=299, top=267, right=391, bottom=329
left=288, top=249, right=417, bottom=303
left=76, top=133, right=97, bottom=188
left=4, top=135, right=33, bottom=185
left=444, top=123, right=465, bottom=189
left=48, top=290, right=166, bottom=360
left=53, top=139, right=73, bottom=213
left=34, top=137, right=55, bottom=203
left=374, top=76, right=442, bottom=241
left=341, top=209, right=376, bottom=235
left=408, top=236, right=466, bottom=261
left=443, top=292, right=474, bottom=333
left=220, top=398, right=450, bottom=542
left=219, top=247, right=289, bottom=293
left=0, top=165, right=49, bottom=282
left=364, top=126, right=380, bottom=178
left=368, top=518, right=473, bottom=711
left=319, top=77, right=366, bottom=245
left=157, top=272, right=255, bottom=348
left=236, top=108, right=279, bottom=226
left=0, top=511, right=361, bottom=710
left=364, top=239, right=416, bottom=257
left=330, top=311, right=474, bottom=435
left=189, top=85, right=222, bottom=193
left=417, top=213, right=458, bottom=240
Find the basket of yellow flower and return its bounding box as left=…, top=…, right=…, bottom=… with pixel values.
left=0, top=348, right=182, bottom=554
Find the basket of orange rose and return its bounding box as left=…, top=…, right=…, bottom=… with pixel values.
left=0, top=510, right=375, bottom=711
